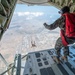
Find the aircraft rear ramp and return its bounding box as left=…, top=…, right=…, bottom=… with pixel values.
left=23, top=48, right=75, bottom=75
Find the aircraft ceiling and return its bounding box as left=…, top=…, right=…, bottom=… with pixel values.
left=18, top=0, right=49, bottom=4
left=17, top=0, right=50, bottom=6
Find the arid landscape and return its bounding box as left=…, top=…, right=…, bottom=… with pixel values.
left=0, top=28, right=59, bottom=63
left=0, top=5, right=60, bottom=73
left=0, top=26, right=59, bottom=73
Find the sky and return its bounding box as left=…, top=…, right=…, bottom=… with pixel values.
left=10, top=4, right=60, bottom=34
left=15, top=4, right=59, bottom=13
left=14, top=4, right=60, bottom=18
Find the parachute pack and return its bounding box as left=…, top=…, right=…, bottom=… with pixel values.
left=61, top=13, right=75, bottom=46
left=63, top=13, right=75, bottom=38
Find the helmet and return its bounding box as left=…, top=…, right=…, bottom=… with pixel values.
left=58, top=6, right=70, bottom=14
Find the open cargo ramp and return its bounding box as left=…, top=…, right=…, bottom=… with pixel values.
left=23, top=48, right=75, bottom=75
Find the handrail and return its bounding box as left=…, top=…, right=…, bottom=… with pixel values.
left=0, top=53, right=8, bottom=67
left=0, top=63, right=14, bottom=75
left=21, top=54, right=27, bottom=59
left=0, top=54, right=27, bottom=75
left=0, top=53, right=17, bottom=75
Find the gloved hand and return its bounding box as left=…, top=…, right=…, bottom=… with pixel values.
left=43, top=23, right=48, bottom=27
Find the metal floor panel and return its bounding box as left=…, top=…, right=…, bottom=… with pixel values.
left=23, top=49, right=75, bottom=75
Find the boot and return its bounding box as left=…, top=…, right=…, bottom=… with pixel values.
left=53, top=56, right=61, bottom=64
left=61, top=56, right=68, bottom=62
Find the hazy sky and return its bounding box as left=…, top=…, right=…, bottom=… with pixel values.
left=14, top=4, right=60, bottom=17
left=15, top=4, right=59, bottom=13
left=11, top=4, right=60, bottom=34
